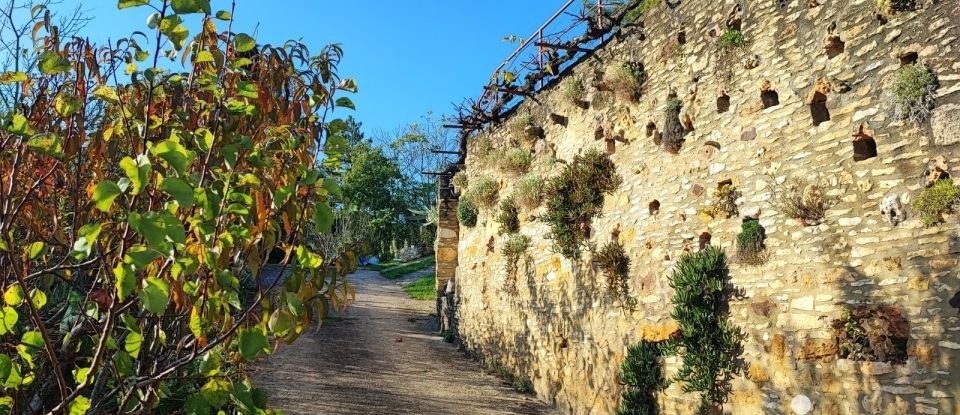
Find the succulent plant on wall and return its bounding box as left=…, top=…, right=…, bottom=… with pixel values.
left=669, top=246, right=742, bottom=415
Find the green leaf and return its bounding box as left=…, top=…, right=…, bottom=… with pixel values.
left=0, top=355, right=11, bottom=382
left=26, top=133, right=63, bottom=158
left=237, top=81, right=258, bottom=99
left=313, top=201, right=334, bottom=233
left=124, top=245, right=162, bottom=269
left=322, top=178, right=343, bottom=199
left=159, top=16, right=190, bottom=50
left=113, top=264, right=136, bottom=301
left=5, top=113, right=29, bottom=136
left=335, top=97, right=355, bottom=110
left=92, top=180, right=122, bottom=212
left=234, top=33, right=256, bottom=53
left=151, top=138, right=196, bottom=175
left=68, top=395, right=91, bottom=415
left=0, top=71, right=27, bottom=84
left=0, top=306, right=18, bottom=335
left=73, top=366, right=90, bottom=384
left=55, top=93, right=82, bottom=116
left=238, top=328, right=267, bottom=361
left=295, top=245, right=323, bottom=270
left=29, top=289, right=46, bottom=310
left=92, top=85, right=120, bottom=104
left=160, top=177, right=196, bottom=208
left=27, top=241, right=45, bottom=259
left=118, top=0, right=149, bottom=9
left=20, top=330, right=42, bottom=350
left=184, top=394, right=210, bottom=415
left=113, top=350, right=134, bottom=376
left=3, top=285, right=23, bottom=306
left=38, top=51, right=71, bottom=75
left=194, top=50, right=214, bottom=63
left=214, top=10, right=232, bottom=20
left=268, top=309, right=295, bottom=336
left=189, top=306, right=203, bottom=338
left=139, top=277, right=169, bottom=315
left=119, top=155, right=151, bottom=196
left=199, top=351, right=221, bottom=377
left=128, top=212, right=187, bottom=248
left=171, top=0, right=211, bottom=14
left=195, top=128, right=214, bottom=152
left=200, top=378, right=231, bottom=408
left=124, top=331, right=142, bottom=359
left=73, top=223, right=103, bottom=260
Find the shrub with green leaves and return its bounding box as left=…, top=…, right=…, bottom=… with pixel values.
left=769, top=177, right=836, bottom=226
left=877, top=0, right=916, bottom=14
left=662, top=95, right=685, bottom=154
left=562, top=75, right=586, bottom=103
left=468, top=176, right=499, bottom=208
left=501, top=148, right=533, bottom=174
left=457, top=198, right=479, bottom=227
left=912, top=179, right=960, bottom=226
left=619, top=341, right=670, bottom=415
left=699, top=184, right=739, bottom=219
left=496, top=198, right=521, bottom=235
left=669, top=246, right=742, bottom=415
left=544, top=150, right=622, bottom=258
left=0, top=1, right=359, bottom=412
left=622, top=0, right=660, bottom=23
left=513, top=175, right=545, bottom=210
left=509, top=114, right=540, bottom=143
left=501, top=233, right=531, bottom=276
left=832, top=305, right=909, bottom=364
left=719, top=28, right=745, bottom=48
left=595, top=241, right=634, bottom=307
left=452, top=171, right=469, bottom=192
left=605, top=62, right=646, bottom=101
left=892, top=63, right=938, bottom=124
left=736, top=219, right=767, bottom=265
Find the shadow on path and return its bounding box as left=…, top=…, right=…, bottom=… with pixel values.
left=251, top=270, right=557, bottom=415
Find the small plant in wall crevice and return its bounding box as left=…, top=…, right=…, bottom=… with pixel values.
left=595, top=240, right=636, bottom=309
left=891, top=62, right=937, bottom=124
left=832, top=304, right=909, bottom=364
left=513, top=175, right=545, bottom=211
left=544, top=149, right=623, bottom=259
left=661, top=93, right=686, bottom=154
left=562, top=75, right=587, bottom=107
left=768, top=176, right=837, bottom=226
left=500, top=148, right=533, bottom=175
left=508, top=114, right=543, bottom=144
left=469, top=176, right=500, bottom=209
left=605, top=61, right=646, bottom=102
left=502, top=233, right=531, bottom=282
left=912, top=179, right=960, bottom=227
left=735, top=219, right=767, bottom=265
left=877, top=0, right=916, bottom=14
left=457, top=198, right=479, bottom=228
left=699, top=183, right=740, bottom=220
left=719, top=28, right=746, bottom=48
left=496, top=197, right=521, bottom=235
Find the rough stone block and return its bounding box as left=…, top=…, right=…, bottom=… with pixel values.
left=931, top=103, right=960, bottom=146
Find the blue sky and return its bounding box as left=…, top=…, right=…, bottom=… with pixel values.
left=60, top=1, right=566, bottom=138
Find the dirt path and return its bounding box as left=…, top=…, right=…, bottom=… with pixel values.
left=251, top=269, right=557, bottom=415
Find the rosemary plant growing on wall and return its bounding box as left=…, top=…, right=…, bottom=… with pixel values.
left=543, top=149, right=622, bottom=259
left=619, top=340, right=672, bottom=415
left=669, top=246, right=742, bottom=415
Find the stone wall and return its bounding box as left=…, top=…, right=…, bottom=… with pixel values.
left=436, top=173, right=459, bottom=292
left=443, top=0, right=960, bottom=414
